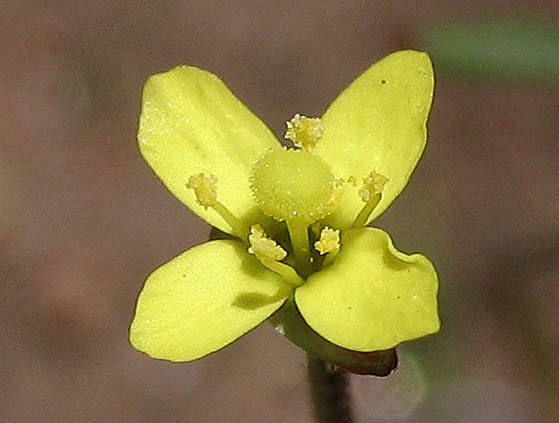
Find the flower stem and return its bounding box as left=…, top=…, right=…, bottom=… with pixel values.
left=307, top=354, right=354, bottom=423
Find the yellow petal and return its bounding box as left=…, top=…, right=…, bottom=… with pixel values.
left=138, top=66, right=279, bottom=234
left=130, top=240, right=290, bottom=362
left=295, top=228, right=440, bottom=351
left=315, top=50, right=434, bottom=229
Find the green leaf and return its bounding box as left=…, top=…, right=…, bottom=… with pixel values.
left=138, top=66, right=279, bottom=235
left=295, top=227, right=440, bottom=351
left=130, top=240, right=290, bottom=361
left=315, top=50, right=434, bottom=229
left=421, top=19, right=559, bottom=84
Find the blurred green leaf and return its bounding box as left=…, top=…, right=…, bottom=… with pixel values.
left=421, top=18, right=559, bottom=84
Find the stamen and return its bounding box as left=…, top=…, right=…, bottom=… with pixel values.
left=187, top=173, right=248, bottom=239
left=248, top=225, right=304, bottom=287
left=352, top=170, right=389, bottom=228
left=358, top=171, right=388, bottom=202
left=285, top=114, right=323, bottom=150
left=314, top=227, right=340, bottom=255
left=315, top=226, right=340, bottom=267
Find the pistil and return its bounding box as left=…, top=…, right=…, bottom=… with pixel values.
left=286, top=219, right=313, bottom=277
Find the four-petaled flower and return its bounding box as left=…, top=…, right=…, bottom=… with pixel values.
left=129, top=50, right=440, bottom=370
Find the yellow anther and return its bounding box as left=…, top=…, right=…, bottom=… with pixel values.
left=248, top=224, right=265, bottom=242
left=187, top=173, right=218, bottom=208
left=248, top=225, right=287, bottom=262
left=358, top=171, right=388, bottom=202
left=285, top=114, right=323, bottom=150
left=314, top=227, right=340, bottom=255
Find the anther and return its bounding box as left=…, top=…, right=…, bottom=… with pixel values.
left=315, top=226, right=340, bottom=267
left=248, top=225, right=287, bottom=262
left=187, top=173, right=217, bottom=208
left=358, top=171, right=388, bottom=202
left=285, top=114, right=323, bottom=150
left=314, top=227, right=340, bottom=255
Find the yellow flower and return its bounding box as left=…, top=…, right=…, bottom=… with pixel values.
left=129, top=50, right=440, bottom=370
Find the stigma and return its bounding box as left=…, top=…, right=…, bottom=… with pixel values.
left=250, top=148, right=337, bottom=225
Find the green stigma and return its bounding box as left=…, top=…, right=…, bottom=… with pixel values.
left=250, top=149, right=336, bottom=224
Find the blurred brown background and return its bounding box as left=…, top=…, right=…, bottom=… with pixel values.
left=1, top=1, right=558, bottom=422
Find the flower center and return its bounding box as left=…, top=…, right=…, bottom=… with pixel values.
left=250, top=149, right=336, bottom=224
